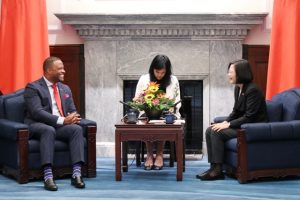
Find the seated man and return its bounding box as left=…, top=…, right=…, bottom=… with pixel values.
left=24, top=56, right=85, bottom=191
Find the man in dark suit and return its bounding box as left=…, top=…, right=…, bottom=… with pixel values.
left=196, top=59, right=268, bottom=181
left=24, top=56, right=85, bottom=191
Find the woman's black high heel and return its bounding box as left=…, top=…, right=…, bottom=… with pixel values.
left=153, top=165, right=163, bottom=170
left=144, top=165, right=154, bottom=171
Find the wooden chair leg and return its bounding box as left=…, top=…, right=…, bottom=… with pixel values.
left=18, top=129, right=29, bottom=184
left=183, top=138, right=185, bottom=172
left=87, top=126, right=97, bottom=177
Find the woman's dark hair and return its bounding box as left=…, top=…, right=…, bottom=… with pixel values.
left=149, top=54, right=172, bottom=89
left=228, top=59, right=253, bottom=84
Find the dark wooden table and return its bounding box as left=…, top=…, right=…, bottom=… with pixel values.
left=115, top=122, right=185, bottom=181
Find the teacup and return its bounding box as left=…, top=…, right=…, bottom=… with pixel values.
left=165, top=113, right=175, bottom=124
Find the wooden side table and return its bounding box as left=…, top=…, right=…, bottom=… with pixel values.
left=115, top=123, right=184, bottom=181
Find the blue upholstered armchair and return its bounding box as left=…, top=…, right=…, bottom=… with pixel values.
left=0, top=89, right=97, bottom=183
left=216, top=88, right=300, bottom=183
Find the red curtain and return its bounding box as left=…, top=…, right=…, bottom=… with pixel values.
left=266, top=0, right=300, bottom=99
left=0, top=0, right=49, bottom=94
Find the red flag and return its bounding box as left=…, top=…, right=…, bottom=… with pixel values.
left=266, top=0, right=300, bottom=99
left=0, top=0, right=49, bottom=94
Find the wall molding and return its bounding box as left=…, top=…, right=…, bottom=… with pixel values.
left=55, top=14, right=267, bottom=40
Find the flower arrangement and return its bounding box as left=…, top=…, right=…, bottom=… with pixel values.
left=128, top=82, right=176, bottom=113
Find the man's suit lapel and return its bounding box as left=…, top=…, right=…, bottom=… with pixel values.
left=38, top=78, right=53, bottom=111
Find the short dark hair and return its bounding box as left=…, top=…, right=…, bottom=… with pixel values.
left=148, top=54, right=172, bottom=88
left=43, top=56, right=61, bottom=72
left=228, top=59, right=253, bottom=84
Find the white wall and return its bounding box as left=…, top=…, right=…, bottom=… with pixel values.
left=46, top=0, right=273, bottom=45
left=0, top=0, right=272, bottom=45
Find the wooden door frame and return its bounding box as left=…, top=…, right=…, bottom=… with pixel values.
left=50, top=44, right=85, bottom=117
left=243, top=44, right=270, bottom=96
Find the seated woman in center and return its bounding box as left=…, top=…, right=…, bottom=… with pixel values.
left=135, top=54, right=181, bottom=170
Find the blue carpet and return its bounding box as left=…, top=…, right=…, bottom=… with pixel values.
left=1, top=157, right=300, bottom=200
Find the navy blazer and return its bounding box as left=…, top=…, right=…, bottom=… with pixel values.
left=226, top=82, right=268, bottom=128
left=24, top=78, right=76, bottom=127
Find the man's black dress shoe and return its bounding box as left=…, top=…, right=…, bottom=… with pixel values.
left=44, top=178, right=58, bottom=191
left=199, top=171, right=225, bottom=181
left=196, top=169, right=212, bottom=179
left=71, top=176, right=85, bottom=188
left=153, top=165, right=163, bottom=170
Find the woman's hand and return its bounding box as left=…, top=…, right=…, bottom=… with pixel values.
left=210, top=121, right=230, bottom=132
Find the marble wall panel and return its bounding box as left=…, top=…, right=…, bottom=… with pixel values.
left=116, top=40, right=210, bottom=78
left=84, top=39, right=242, bottom=157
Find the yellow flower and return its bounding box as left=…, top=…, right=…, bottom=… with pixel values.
left=147, top=82, right=160, bottom=93
left=144, top=93, right=155, bottom=101
left=148, top=85, right=159, bottom=93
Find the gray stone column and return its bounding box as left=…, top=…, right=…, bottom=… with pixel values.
left=85, top=40, right=122, bottom=156
left=202, top=40, right=242, bottom=155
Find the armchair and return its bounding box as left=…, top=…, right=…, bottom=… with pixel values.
left=220, top=88, right=300, bottom=183
left=0, top=89, right=97, bottom=183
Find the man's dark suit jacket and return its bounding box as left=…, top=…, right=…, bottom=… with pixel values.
left=226, top=82, right=268, bottom=128
left=24, top=78, right=76, bottom=126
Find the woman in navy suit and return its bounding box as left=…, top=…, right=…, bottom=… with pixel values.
left=197, top=59, right=268, bottom=181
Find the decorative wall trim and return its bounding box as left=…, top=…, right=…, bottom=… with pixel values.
left=117, top=74, right=208, bottom=80
left=55, top=14, right=267, bottom=40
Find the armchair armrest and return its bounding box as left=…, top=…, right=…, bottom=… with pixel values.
left=79, top=119, right=97, bottom=138
left=241, top=120, right=300, bottom=142
left=79, top=118, right=97, bottom=127
left=79, top=118, right=97, bottom=177
left=213, top=116, right=228, bottom=123
left=0, top=119, right=29, bottom=140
